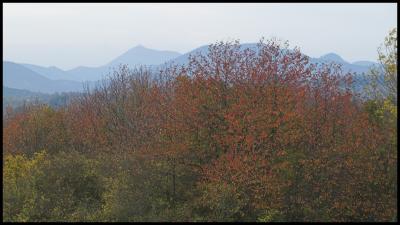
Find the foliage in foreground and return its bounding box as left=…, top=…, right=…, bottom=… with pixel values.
left=3, top=34, right=397, bottom=222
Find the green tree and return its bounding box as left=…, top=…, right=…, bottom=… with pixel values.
left=366, top=27, right=397, bottom=104
left=3, top=151, right=47, bottom=222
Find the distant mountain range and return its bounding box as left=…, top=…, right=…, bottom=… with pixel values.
left=3, top=44, right=378, bottom=94
left=16, top=45, right=181, bottom=82
left=3, top=61, right=87, bottom=93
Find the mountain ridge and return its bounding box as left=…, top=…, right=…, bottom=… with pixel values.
left=4, top=44, right=377, bottom=93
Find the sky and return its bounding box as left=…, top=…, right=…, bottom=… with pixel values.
left=3, top=3, right=397, bottom=70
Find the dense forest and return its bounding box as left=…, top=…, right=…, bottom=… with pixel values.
left=3, top=29, right=397, bottom=222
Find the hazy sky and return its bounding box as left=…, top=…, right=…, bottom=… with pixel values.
left=3, top=3, right=397, bottom=70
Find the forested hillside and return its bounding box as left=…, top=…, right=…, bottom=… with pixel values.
left=3, top=86, right=81, bottom=113
left=3, top=34, right=397, bottom=222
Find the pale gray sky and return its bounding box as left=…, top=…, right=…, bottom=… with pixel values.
left=3, top=3, right=397, bottom=70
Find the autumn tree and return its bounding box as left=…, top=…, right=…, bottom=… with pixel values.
left=3, top=38, right=397, bottom=222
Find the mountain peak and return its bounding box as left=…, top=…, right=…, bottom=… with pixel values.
left=319, top=53, right=346, bottom=63
left=124, top=45, right=148, bottom=53
left=134, top=44, right=146, bottom=49
left=106, top=45, right=182, bottom=67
